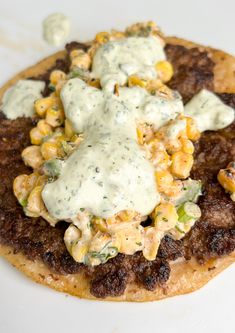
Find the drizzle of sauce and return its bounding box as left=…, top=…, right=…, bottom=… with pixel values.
left=185, top=89, right=235, bottom=132
left=92, top=36, right=165, bottom=91
left=42, top=13, right=70, bottom=47
left=1, top=80, right=45, bottom=119
left=42, top=78, right=183, bottom=219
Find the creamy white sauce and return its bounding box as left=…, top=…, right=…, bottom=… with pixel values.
left=185, top=89, right=235, bottom=132
left=60, top=79, right=183, bottom=133
left=92, top=36, right=165, bottom=91
left=43, top=13, right=70, bottom=46
left=1, top=80, right=45, bottom=119
left=43, top=78, right=183, bottom=219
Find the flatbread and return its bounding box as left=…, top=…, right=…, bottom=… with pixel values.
left=0, top=37, right=234, bottom=302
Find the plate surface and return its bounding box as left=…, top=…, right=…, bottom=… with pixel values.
left=0, top=1, right=234, bottom=332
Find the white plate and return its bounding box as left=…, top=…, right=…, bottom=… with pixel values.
left=0, top=1, right=235, bottom=332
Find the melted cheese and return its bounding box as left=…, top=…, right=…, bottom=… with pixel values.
left=42, top=78, right=183, bottom=219
left=185, top=89, right=234, bottom=132
left=1, top=80, right=45, bottom=119
left=92, top=36, right=165, bottom=91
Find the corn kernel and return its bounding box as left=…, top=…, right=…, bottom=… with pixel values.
left=171, top=151, right=194, bottom=179
left=35, top=175, right=48, bottom=187
left=13, top=174, right=31, bottom=205
left=137, top=127, right=144, bottom=144
left=128, top=76, right=147, bottom=88
left=92, top=217, right=108, bottom=233
left=34, top=97, right=55, bottom=117
left=155, top=170, right=173, bottom=191
left=49, top=70, right=66, bottom=85
left=151, top=149, right=170, bottom=170
left=40, top=142, right=59, bottom=160
left=88, top=79, right=101, bottom=89
left=118, top=210, right=136, bottom=222
left=180, top=138, right=194, bottom=154
left=37, top=120, right=53, bottom=136
left=30, top=127, right=44, bottom=145
left=155, top=61, right=174, bottom=83
left=26, top=186, right=45, bottom=215
left=21, top=145, right=44, bottom=169
left=153, top=202, right=178, bottom=231
left=110, top=30, right=125, bottom=40
left=218, top=164, right=235, bottom=193
left=70, top=49, right=91, bottom=70
left=64, top=119, right=75, bottom=139
left=45, top=107, right=64, bottom=127
left=185, top=116, right=201, bottom=141
left=95, top=32, right=110, bottom=44
left=72, top=242, right=89, bottom=263
left=143, top=227, right=161, bottom=261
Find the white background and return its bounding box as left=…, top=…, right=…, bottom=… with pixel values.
left=0, top=0, right=234, bottom=332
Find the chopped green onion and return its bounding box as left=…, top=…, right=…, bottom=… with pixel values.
left=89, top=243, right=118, bottom=264
left=177, top=202, right=201, bottom=223
left=68, top=68, right=90, bottom=80
left=19, top=198, right=28, bottom=207
left=48, top=83, right=56, bottom=92
left=174, top=179, right=202, bottom=206
left=175, top=225, right=185, bottom=234
left=43, top=159, right=63, bottom=177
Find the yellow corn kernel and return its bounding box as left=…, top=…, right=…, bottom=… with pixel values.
left=155, top=170, right=183, bottom=196
left=128, top=76, right=147, bottom=88
left=55, top=80, right=66, bottom=96
left=70, top=49, right=91, bottom=70
left=45, top=107, right=64, bottom=127
left=21, top=145, right=44, bottom=169
left=26, top=186, right=45, bottom=215
left=137, top=127, right=144, bottom=144
left=156, top=83, right=174, bottom=99
left=171, top=151, right=194, bottom=179
left=95, top=31, right=110, bottom=44
left=55, top=134, right=67, bottom=144
left=49, top=70, right=66, bottom=85
left=72, top=242, right=89, bottom=263
left=70, top=134, right=83, bottom=145
left=185, top=116, right=201, bottom=141
left=35, top=175, right=48, bottom=187
left=92, top=217, right=108, bottom=233
left=64, top=119, right=75, bottom=139
left=115, top=225, right=143, bottom=255
left=143, top=227, right=161, bottom=261
left=30, top=127, right=44, bottom=145
left=110, top=30, right=125, bottom=40
left=34, top=97, right=55, bottom=117
left=88, top=79, right=101, bottom=89
left=40, top=142, right=59, bottom=160
left=155, top=170, right=173, bottom=191
left=180, top=138, right=194, bottom=154
left=106, top=216, right=116, bottom=226
left=218, top=164, right=235, bottom=193
left=37, top=120, right=53, bottom=136
left=146, top=79, right=162, bottom=94
left=13, top=174, right=31, bottom=205
left=118, top=210, right=136, bottom=222
left=153, top=202, right=178, bottom=231
left=152, top=150, right=171, bottom=171
left=155, top=60, right=174, bottom=83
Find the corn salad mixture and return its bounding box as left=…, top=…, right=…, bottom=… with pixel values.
left=13, top=22, right=204, bottom=266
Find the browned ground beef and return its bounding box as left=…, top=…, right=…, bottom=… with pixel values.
left=0, top=42, right=234, bottom=298
left=165, top=44, right=214, bottom=103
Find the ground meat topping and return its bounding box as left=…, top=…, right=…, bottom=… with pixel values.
left=165, top=44, right=215, bottom=103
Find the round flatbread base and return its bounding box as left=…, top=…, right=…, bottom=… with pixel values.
left=0, top=36, right=235, bottom=302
